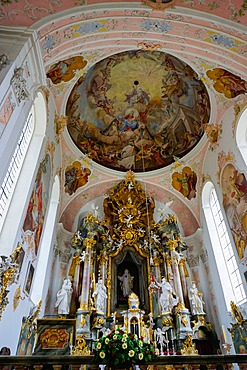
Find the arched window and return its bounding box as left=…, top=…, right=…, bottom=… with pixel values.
left=0, top=91, right=46, bottom=255
left=202, top=182, right=246, bottom=308
left=236, top=107, right=247, bottom=163
left=0, top=111, right=33, bottom=225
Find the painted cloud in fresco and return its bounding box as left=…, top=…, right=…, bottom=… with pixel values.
left=47, top=56, right=87, bottom=85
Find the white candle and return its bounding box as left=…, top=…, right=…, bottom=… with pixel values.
left=222, top=325, right=227, bottom=343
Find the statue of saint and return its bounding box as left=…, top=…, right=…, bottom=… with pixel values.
left=156, top=277, right=173, bottom=312
left=189, top=281, right=205, bottom=315
left=92, top=279, right=107, bottom=312
left=118, top=269, right=134, bottom=297
left=55, top=278, right=72, bottom=315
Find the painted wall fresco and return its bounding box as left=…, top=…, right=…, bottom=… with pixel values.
left=67, top=50, right=210, bottom=172
left=221, top=163, right=247, bottom=259
left=47, top=56, right=87, bottom=85
left=22, top=154, right=51, bottom=256
left=172, top=166, right=197, bottom=200
left=206, top=68, right=247, bottom=99
left=64, top=161, right=91, bottom=195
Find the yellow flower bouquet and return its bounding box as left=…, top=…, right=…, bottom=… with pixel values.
left=93, top=329, right=156, bottom=367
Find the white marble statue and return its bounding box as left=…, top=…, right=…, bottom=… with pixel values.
left=189, top=282, right=205, bottom=315
left=156, top=277, right=173, bottom=312
left=55, top=278, right=72, bottom=315
left=118, top=269, right=134, bottom=297
left=155, top=328, right=165, bottom=354
left=92, top=279, right=107, bottom=312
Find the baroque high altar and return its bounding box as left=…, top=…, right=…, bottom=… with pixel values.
left=52, top=171, right=219, bottom=355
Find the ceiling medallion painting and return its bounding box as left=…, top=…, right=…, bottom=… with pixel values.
left=66, top=50, right=210, bottom=172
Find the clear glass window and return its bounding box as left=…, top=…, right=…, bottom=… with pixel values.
left=0, top=112, right=33, bottom=219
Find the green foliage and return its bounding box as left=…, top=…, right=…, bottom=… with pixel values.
left=93, top=329, right=156, bottom=366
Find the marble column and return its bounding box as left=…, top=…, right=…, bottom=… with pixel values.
left=170, top=247, right=184, bottom=305
left=77, top=237, right=96, bottom=335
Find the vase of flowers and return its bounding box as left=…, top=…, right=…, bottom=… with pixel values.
left=93, top=328, right=156, bottom=369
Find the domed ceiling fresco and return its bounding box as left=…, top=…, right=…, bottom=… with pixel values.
left=66, top=50, right=210, bottom=172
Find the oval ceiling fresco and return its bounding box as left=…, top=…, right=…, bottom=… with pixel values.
left=66, top=50, right=210, bottom=172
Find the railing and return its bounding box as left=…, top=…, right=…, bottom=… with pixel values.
left=0, top=355, right=247, bottom=369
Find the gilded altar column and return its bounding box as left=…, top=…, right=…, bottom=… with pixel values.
left=150, top=254, right=162, bottom=318
left=68, top=253, right=82, bottom=314
left=166, top=257, right=173, bottom=286
left=99, top=251, right=108, bottom=281
left=153, top=254, right=162, bottom=281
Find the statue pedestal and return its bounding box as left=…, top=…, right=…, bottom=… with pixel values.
left=175, top=308, right=192, bottom=341
left=157, top=312, right=173, bottom=329
left=33, top=318, right=76, bottom=355
left=76, top=309, right=91, bottom=335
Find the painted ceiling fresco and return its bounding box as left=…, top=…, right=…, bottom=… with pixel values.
left=66, top=50, right=210, bottom=172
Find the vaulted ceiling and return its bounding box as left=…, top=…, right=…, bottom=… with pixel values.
left=1, top=0, right=246, bottom=236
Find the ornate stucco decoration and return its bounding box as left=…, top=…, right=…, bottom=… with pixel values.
left=181, top=334, right=198, bottom=355
left=230, top=301, right=243, bottom=325
left=204, top=123, right=222, bottom=151
left=142, top=0, right=176, bottom=11
left=10, top=67, right=29, bottom=104
left=0, top=54, right=9, bottom=70
left=137, top=42, right=161, bottom=51
left=40, top=328, right=69, bottom=348
left=0, top=243, right=22, bottom=319
left=54, top=114, right=68, bottom=143
left=72, top=334, right=90, bottom=355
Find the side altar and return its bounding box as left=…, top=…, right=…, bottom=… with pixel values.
left=35, top=171, right=220, bottom=356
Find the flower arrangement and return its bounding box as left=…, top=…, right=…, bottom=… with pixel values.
left=93, top=329, right=156, bottom=367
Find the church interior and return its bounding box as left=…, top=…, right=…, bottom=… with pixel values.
left=0, top=0, right=247, bottom=366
